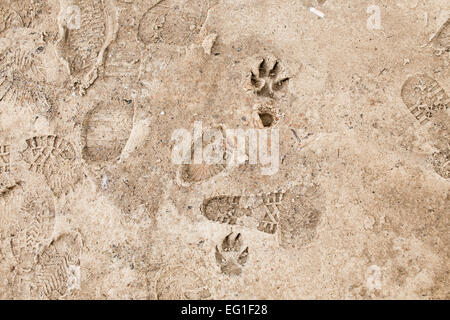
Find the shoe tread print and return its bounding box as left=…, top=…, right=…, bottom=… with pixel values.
left=36, top=232, right=83, bottom=299
left=20, top=135, right=81, bottom=197
left=401, top=74, right=450, bottom=180
left=56, top=0, right=116, bottom=94
left=401, top=74, right=449, bottom=126
left=201, top=187, right=323, bottom=249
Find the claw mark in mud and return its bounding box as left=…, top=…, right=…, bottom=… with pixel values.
left=82, top=100, right=134, bottom=162
left=0, top=28, right=52, bottom=113
left=10, top=186, right=56, bottom=271
left=154, top=265, right=211, bottom=300
left=249, top=57, right=290, bottom=98
left=56, top=0, right=116, bottom=94
left=36, top=232, right=83, bottom=299
left=20, top=135, right=80, bottom=197
left=215, top=232, right=249, bottom=276
left=0, top=144, right=10, bottom=174
left=138, top=0, right=211, bottom=46
left=401, top=75, right=449, bottom=126
left=202, top=188, right=323, bottom=248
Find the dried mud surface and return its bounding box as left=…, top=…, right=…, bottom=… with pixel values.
left=0, top=0, right=449, bottom=299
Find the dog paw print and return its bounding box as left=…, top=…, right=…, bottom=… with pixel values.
left=250, top=57, right=290, bottom=98
left=215, top=232, right=249, bottom=276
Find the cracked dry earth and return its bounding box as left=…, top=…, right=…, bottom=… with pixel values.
left=0, top=0, right=449, bottom=300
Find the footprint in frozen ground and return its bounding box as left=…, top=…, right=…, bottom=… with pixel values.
left=401, top=74, right=449, bottom=179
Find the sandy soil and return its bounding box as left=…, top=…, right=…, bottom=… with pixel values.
left=0, top=0, right=449, bottom=299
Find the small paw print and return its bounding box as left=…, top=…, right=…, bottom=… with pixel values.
left=215, top=232, right=249, bottom=276
left=250, top=57, right=290, bottom=98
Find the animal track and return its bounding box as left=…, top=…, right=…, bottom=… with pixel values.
left=154, top=265, right=211, bottom=300
left=35, top=232, right=83, bottom=299
left=0, top=144, right=10, bottom=174
left=252, top=105, right=281, bottom=128
left=138, top=0, right=210, bottom=46
left=82, top=100, right=134, bottom=162
left=401, top=75, right=449, bottom=126
left=250, top=57, right=290, bottom=98
left=215, top=232, right=249, bottom=276
left=201, top=188, right=323, bottom=248
left=0, top=28, right=52, bottom=112
left=56, top=0, right=116, bottom=94
left=431, top=18, right=449, bottom=56
left=10, top=186, right=56, bottom=271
